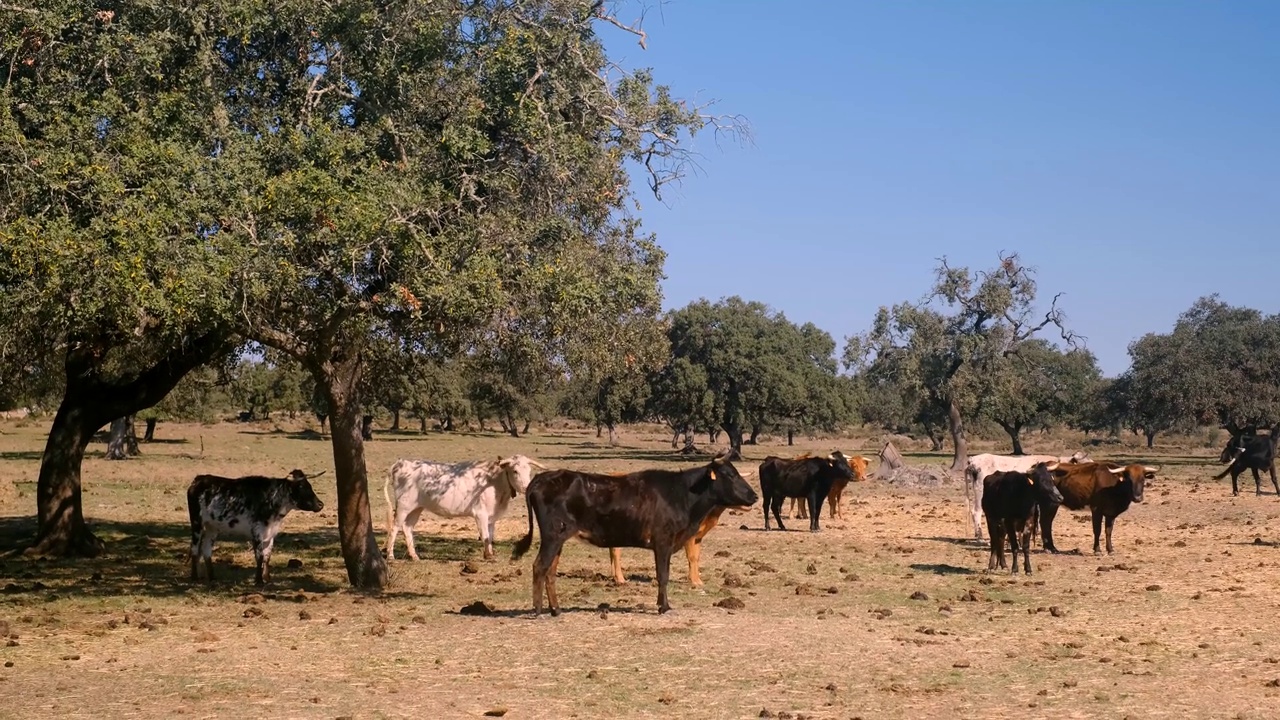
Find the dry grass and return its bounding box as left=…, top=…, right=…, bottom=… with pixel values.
left=0, top=419, right=1276, bottom=719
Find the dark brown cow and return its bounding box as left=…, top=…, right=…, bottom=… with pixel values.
left=981, top=464, right=1063, bottom=574
left=760, top=450, right=856, bottom=532
left=1038, top=461, right=1157, bottom=555
left=789, top=453, right=871, bottom=520
left=511, top=454, right=758, bottom=615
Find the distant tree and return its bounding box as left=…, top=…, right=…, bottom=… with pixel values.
left=647, top=357, right=718, bottom=449
left=663, top=298, right=846, bottom=451
left=845, top=253, right=1075, bottom=470
left=978, top=340, right=1101, bottom=454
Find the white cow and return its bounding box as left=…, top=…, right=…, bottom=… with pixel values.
left=963, top=451, right=1090, bottom=541
left=383, top=455, right=546, bottom=560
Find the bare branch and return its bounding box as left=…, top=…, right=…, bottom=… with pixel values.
left=593, top=0, right=648, bottom=49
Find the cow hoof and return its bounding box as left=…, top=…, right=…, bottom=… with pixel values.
left=549, top=608, right=560, bottom=618
left=658, top=606, right=672, bottom=614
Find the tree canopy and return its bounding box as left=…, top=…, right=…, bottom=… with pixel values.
left=845, top=253, right=1074, bottom=468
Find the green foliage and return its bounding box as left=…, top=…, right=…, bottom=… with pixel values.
left=977, top=339, right=1101, bottom=451
left=657, top=297, right=848, bottom=448
left=1123, top=296, right=1280, bottom=435
left=0, top=2, right=238, bottom=385
left=846, top=253, right=1073, bottom=463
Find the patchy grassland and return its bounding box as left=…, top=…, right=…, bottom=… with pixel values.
left=1, top=419, right=1279, bottom=719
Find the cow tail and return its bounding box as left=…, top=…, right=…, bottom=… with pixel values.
left=510, top=492, right=536, bottom=561
left=1212, top=464, right=1235, bottom=481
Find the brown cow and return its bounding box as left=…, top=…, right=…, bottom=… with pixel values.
left=511, top=454, right=758, bottom=615
left=608, top=505, right=733, bottom=588
left=1038, top=461, right=1158, bottom=555
left=790, top=453, right=870, bottom=520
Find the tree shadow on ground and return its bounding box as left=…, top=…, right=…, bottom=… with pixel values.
left=0, top=516, right=346, bottom=598
left=0, top=451, right=42, bottom=461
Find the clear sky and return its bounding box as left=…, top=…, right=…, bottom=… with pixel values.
left=605, top=1, right=1280, bottom=377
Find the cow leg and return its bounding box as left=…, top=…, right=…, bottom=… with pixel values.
left=385, top=514, right=401, bottom=561
left=1271, top=462, right=1280, bottom=497
left=971, top=477, right=985, bottom=542
left=653, top=544, right=674, bottom=614
left=190, top=531, right=202, bottom=581
left=1252, top=467, right=1264, bottom=496
left=763, top=494, right=773, bottom=530
left=531, top=537, right=566, bottom=617
left=685, top=536, right=703, bottom=589
left=474, top=512, right=494, bottom=560
left=546, top=552, right=562, bottom=616
left=1019, top=520, right=1034, bottom=575
left=251, top=535, right=268, bottom=586
left=770, top=496, right=787, bottom=532
left=1231, top=469, right=1241, bottom=496
left=199, top=531, right=217, bottom=582
left=1039, top=503, right=1060, bottom=553
left=1091, top=508, right=1104, bottom=555
left=403, top=508, right=424, bottom=561
left=1007, top=520, right=1022, bottom=574
left=986, top=517, right=1001, bottom=571
left=1104, top=515, right=1116, bottom=554
left=807, top=490, right=823, bottom=532
left=828, top=485, right=842, bottom=519
left=994, top=523, right=1008, bottom=570
left=610, top=548, right=627, bottom=584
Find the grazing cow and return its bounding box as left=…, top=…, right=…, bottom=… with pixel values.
left=511, top=453, right=758, bottom=616
left=187, top=469, right=325, bottom=585
left=383, top=455, right=545, bottom=561
left=1037, top=461, right=1157, bottom=555
left=981, top=464, right=1064, bottom=574
left=788, top=453, right=870, bottom=520
left=1213, top=429, right=1279, bottom=497
left=760, top=451, right=856, bottom=532
left=963, top=451, right=1090, bottom=541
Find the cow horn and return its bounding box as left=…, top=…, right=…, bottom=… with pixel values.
left=530, top=460, right=549, bottom=471
left=1144, top=465, right=1159, bottom=474
left=1107, top=466, right=1125, bottom=475
left=1044, top=461, right=1059, bottom=471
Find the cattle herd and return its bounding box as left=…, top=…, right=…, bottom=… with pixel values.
left=185, top=428, right=1280, bottom=616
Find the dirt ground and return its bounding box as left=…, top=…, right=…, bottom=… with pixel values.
left=1, top=419, right=1278, bottom=720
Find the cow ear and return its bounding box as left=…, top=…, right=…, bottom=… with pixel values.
left=689, top=469, right=714, bottom=493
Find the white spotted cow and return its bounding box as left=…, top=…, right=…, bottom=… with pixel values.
left=963, top=451, right=1090, bottom=541
left=187, top=469, right=326, bottom=585
left=383, top=455, right=546, bottom=560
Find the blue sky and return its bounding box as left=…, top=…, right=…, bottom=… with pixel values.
left=605, top=1, right=1279, bottom=376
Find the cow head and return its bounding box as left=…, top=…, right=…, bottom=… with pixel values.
left=848, top=454, right=870, bottom=481
left=695, top=458, right=758, bottom=508
left=1220, top=436, right=1250, bottom=465
left=284, top=470, right=325, bottom=513
left=1028, top=463, right=1064, bottom=505
left=826, top=450, right=856, bottom=480
left=1107, top=464, right=1157, bottom=503
left=497, top=455, right=547, bottom=497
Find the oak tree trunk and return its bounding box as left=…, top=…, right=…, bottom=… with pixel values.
left=390, top=408, right=400, bottom=431
left=948, top=398, right=969, bottom=471
left=1145, top=429, right=1156, bottom=449
left=606, top=423, right=617, bottom=446
left=143, top=417, right=157, bottom=442
left=419, top=415, right=428, bottom=434
left=29, top=330, right=228, bottom=556
left=747, top=425, right=761, bottom=445
left=787, top=429, right=794, bottom=446
left=360, top=414, right=374, bottom=441
left=318, top=351, right=388, bottom=591
left=1000, top=421, right=1025, bottom=455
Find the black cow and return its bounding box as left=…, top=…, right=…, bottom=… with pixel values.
left=981, top=463, right=1064, bottom=574
left=759, top=451, right=855, bottom=532
left=1214, top=430, right=1280, bottom=497
left=187, top=469, right=326, bottom=585
left=510, top=453, right=758, bottom=616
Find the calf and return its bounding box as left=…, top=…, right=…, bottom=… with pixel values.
left=1213, top=430, right=1279, bottom=497
left=187, top=469, right=325, bottom=585
left=511, top=453, right=758, bottom=615
left=963, top=451, right=1090, bottom=540
left=981, top=464, right=1064, bottom=574
left=789, top=453, right=870, bottom=520
left=1038, top=461, right=1157, bottom=555
left=608, top=504, right=738, bottom=588
left=383, top=455, right=544, bottom=560
left=760, top=451, right=856, bottom=532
